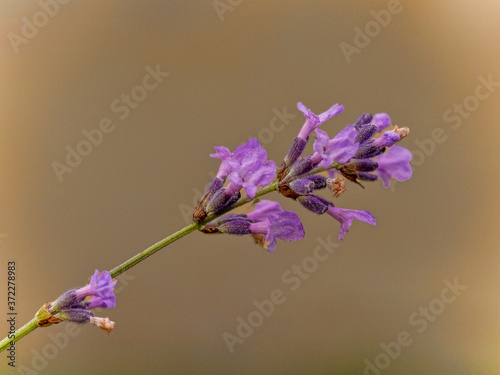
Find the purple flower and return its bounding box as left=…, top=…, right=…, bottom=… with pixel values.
left=312, top=126, right=359, bottom=167
left=76, top=270, right=117, bottom=309
left=204, top=201, right=305, bottom=252
left=249, top=210, right=305, bottom=252
left=372, top=113, right=391, bottom=133
left=201, top=139, right=276, bottom=218
left=247, top=200, right=283, bottom=222
left=376, top=146, right=412, bottom=188
left=53, top=270, right=117, bottom=312
left=328, top=125, right=359, bottom=163
left=210, top=146, right=233, bottom=179
left=297, top=102, right=344, bottom=140
left=327, top=205, right=376, bottom=241
left=49, top=270, right=117, bottom=334
left=226, top=138, right=276, bottom=198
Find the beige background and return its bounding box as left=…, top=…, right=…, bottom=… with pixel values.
left=1, top=1, right=500, bottom=374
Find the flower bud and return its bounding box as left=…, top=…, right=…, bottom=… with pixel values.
left=219, top=220, right=253, bottom=235
left=297, top=195, right=330, bottom=214
left=353, top=113, right=373, bottom=131
left=205, top=189, right=241, bottom=215
left=51, top=289, right=81, bottom=311
left=288, top=178, right=315, bottom=195
left=202, top=215, right=252, bottom=235
left=209, top=213, right=249, bottom=226
left=283, top=156, right=316, bottom=181
left=194, top=178, right=224, bottom=222
left=283, top=137, right=308, bottom=169
left=347, top=159, right=378, bottom=172
left=357, top=172, right=378, bottom=181
left=355, top=124, right=377, bottom=144
left=373, top=131, right=400, bottom=148
left=354, top=143, right=386, bottom=159
left=306, top=175, right=327, bottom=190
left=55, top=309, right=93, bottom=324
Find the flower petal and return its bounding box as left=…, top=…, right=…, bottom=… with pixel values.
left=327, top=206, right=376, bottom=241
left=247, top=200, right=283, bottom=222
left=376, top=146, right=412, bottom=188
left=372, top=113, right=391, bottom=133
left=329, top=125, right=359, bottom=164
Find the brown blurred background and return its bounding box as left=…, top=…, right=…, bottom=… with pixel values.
left=1, top=1, right=499, bottom=374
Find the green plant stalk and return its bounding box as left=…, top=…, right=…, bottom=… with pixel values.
left=0, top=181, right=279, bottom=353
left=109, top=221, right=199, bottom=278
left=0, top=318, right=38, bottom=353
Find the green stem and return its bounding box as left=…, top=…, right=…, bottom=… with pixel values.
left=109, top=222, right=199, bottom=278
left=0, top=181, right=279, bottom=353
left=0, top=318, right=38, bottom=352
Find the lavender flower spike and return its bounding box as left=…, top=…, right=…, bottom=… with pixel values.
left=376, top=145, right=412, bottom=188
left=249, top=210, right=305, bottom=252
left=297, top=102, right=344, bottom=140
left=327, top=205, right=376, bottom=241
